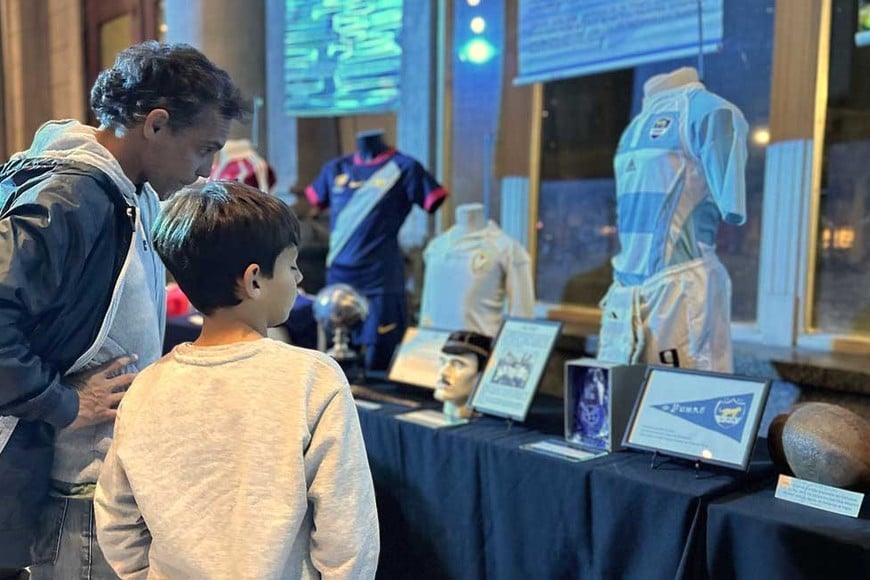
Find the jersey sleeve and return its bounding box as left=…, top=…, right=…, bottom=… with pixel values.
left=305, top=162, right=334, bottom=210
left=403, top=160, right=448, bottom=213
left=504, top=240, right=535, bottom=317
left=692, top=97, right=749, bottom=226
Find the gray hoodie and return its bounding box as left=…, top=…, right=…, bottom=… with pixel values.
left=14, top=120, right=166, bottom=493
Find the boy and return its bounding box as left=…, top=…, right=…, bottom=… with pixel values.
left=94, top=181, right=379, bottom=579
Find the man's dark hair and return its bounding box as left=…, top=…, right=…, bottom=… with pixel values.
left=90, top=41, right=249, bottom=130
left=153, top=181, right=301, bottom=315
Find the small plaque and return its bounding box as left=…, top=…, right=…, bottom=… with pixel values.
left=0, top=416, right=18, bottom=456
left=396, top=409, right=462, bottom=429
left=775, top=474, right=864, bottom=518
left=354, top=400, right=382, bottom=411
left=521, top=439, right=600, bottom=463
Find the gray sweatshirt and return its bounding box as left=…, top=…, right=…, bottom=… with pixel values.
left=11, top=120, right=166, bottom=493
left=95, top=339, right=380, bottom=580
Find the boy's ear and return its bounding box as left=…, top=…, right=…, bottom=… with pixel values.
left=240, top=263, right=262, bottom=299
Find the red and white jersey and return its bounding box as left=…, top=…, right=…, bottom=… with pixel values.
left=210, top=139, right=275, bottom=194
left=420, top=221, right=534, bottom=337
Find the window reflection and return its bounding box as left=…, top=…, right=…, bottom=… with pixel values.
left=534, top=0, right=773, bottom=323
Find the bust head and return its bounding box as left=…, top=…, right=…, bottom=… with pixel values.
left=435, top=331, right=492, bottom=420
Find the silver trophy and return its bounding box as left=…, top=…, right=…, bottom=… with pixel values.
left=313, top=284, right=369, bottom=374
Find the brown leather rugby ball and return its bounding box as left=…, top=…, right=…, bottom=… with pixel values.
left=781, top=402, right=870, bottom=489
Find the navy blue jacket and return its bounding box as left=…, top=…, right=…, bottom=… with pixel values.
left=0, top=158, right=134, bottom=566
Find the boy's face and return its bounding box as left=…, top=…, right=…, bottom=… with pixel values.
left=259, top=246, right=303, bottom=327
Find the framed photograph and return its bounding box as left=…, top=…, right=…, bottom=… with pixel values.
left=386, top=327, right=452, bottom=390
left=468, top=318, right=562, bottom=422
left=622, top=367, right=771, bottom=471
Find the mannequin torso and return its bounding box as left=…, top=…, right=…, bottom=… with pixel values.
left=421, top=203, right=534, bottom=335
left=599, top=67, right=748, bottom=372
left=453, top=203, right=486, bottom=237
left=643, top=66, right=700, bottom=99
left=356, top=130, right=390, bottom=162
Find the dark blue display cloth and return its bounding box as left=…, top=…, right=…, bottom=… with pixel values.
left=706, top=487, right=870, bottom=579
left=355, top=382, right=776, bottom=580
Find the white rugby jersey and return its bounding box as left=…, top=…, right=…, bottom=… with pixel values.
left=420, top=221, right=534, bottom=337
left=611, top=78, right=748, bottom=286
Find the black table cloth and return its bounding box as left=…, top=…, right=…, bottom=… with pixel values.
left=355, top=382, right=776, bottom=580
left=706, top=487, right=870, bottom=579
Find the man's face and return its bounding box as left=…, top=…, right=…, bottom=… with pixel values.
left=435, top=352, right=479, bottom=405
left=144, top=105, right=231, bottom=198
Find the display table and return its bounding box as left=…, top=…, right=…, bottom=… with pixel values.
left=706, top=487, right=870, bottom=579
left=355, top=382, right=776, bottom=580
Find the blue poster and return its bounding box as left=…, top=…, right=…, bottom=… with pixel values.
left=516, top=0, right=723, bottom=84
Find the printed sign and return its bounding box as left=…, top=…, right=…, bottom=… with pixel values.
left=623, top=367, right=770, bottom=470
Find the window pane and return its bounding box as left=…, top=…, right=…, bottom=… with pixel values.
left=813, top=1, right=870, bottom=335
left=534, top=0, right=774, bottom=324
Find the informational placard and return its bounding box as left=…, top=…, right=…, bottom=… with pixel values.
left=522, top=438, right=601, bottom=463
left=387, top=327, right=453, bottom=390
left=516, top=0, right=723, bottom=84
left=284, top=0, right=403, bottom=116
left=623, top=367, right=770, bottom=471
left=0, top=416, right=17, bottom=456
left=468, top=318, right=562, bottom=422
left=775, top=475, right=864, bottom=518
left=396, top=409, right=463, bottom=429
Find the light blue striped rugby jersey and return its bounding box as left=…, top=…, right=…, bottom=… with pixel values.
left=612, top=83, right=748, bottom=287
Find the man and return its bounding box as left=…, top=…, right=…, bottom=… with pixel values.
left=434, top=331, right=492, bottom=424
left=0, top=42, right=247, bottom=579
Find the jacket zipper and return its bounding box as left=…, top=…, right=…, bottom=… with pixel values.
left=67, top=206, right=137, bottom=374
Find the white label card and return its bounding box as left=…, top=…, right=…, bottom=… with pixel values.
left=522, top=439, right=601, bottom=463
left=775, top=474, right=864, bottom=518
left=0, top=416, right=18, bottom=456
left=396, top=409, right=462, bottom=429
left=354, top=400, right=382, bottom=411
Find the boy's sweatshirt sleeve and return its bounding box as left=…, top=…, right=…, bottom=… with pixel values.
left=305, top=373, right=379, bottom=579
left=94, top=407, right=152, bottom=580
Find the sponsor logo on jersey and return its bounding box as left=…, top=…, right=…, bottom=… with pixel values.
left=377, top=323, right=397, bottom=335
left=649, top=117, right=672, bottom=140
left=333, top=173, right=349, bottom=193
left=470, top=249, right=493, bottom=274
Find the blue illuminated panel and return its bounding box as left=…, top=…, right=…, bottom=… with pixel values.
left=516, top=0, right=723, bottom=84
left=284, top=0, right=403, bottom=116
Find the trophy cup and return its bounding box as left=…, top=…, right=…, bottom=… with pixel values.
left=313, top=284, right=369, bottom=382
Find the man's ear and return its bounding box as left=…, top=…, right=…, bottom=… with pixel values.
left=143, top=109, right=170, bottom=141
left=239, top=263, right=262, bottom=299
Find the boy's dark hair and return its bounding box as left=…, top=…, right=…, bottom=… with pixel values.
left=90, top=41, right=250, bottom=130
left=153, top=181, right=301, bottom=315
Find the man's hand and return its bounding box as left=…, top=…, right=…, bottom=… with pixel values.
left=66, top=354, right=138, bottom=430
